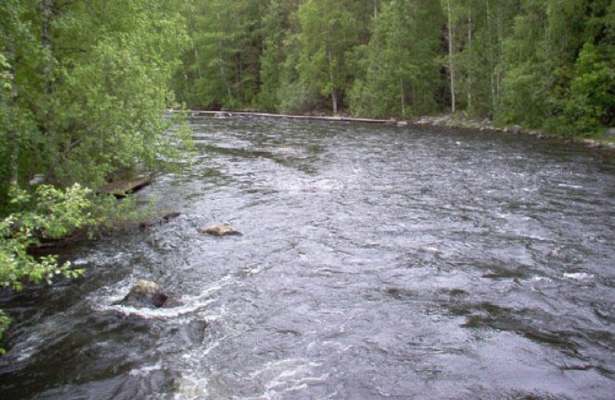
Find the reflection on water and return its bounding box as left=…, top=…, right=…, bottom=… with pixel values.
left=1, top=117, right=615, bottom=399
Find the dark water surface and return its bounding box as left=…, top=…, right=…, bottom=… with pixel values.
left=2, top=117, right=615, bottom=399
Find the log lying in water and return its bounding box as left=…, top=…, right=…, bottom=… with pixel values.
left=99, top=175, right=153, bottom=198
left=185, top=110, right=401, bottom=125
left=29, top=210, right=180, bottom=255
left=175, top=110, right=615, bottom=152
left=29, top=229, right=88, bottom=255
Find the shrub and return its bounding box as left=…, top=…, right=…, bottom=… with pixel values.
left=0, top=184, right=95, bottom=352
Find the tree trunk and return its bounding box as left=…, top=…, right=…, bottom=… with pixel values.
left=446, top=0, right=456, bottom=113
left=215, top=12, right=232, bottom=102
left=41, top=0, right=54, bottom=96
left=39, top=0, right=56, bottom=181
left=237, top=53, right=243, bottom=99
left=7, top=49, right=19, bottom=186
left=495, top=2, right=503, bottom=108
left=193, top=42, right=202, bottom=82
left=400, top=79, right=406, bottom=117
left=327, top=49, right=338, bottom=115
left=331, top=90, right=338, bottom=115
left=486, top=0, right=497, bottom=114
left=467, top=7, right=473, bottom=112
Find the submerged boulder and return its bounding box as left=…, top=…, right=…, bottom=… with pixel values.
left=162, top=212, right=181, bottom=221
left=139, top=211, right=182, bottom=230
left=174, top=319, right=209, bottom=345
left=120, top=280, right=169, bottom=308
left=198, top=223, right=242, bottom=237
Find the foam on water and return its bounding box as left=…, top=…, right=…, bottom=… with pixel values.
left=90, top=275, right=233, bottom=319
left=563, top=272, right=594, bottom=281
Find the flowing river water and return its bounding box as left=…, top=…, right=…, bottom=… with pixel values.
left=1, top=116, right=615, bottom=399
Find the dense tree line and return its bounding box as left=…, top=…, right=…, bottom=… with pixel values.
left=174, top=0, right=614, bottom=135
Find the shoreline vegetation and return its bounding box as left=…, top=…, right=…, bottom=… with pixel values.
left=0, top=1, right=192, bottom=351
left=412, top=114, right=615, bottom=152
left=182, top=110, right=615, bottom=152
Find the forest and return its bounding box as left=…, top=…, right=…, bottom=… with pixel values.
left=173, top=0, right=614, bottom=134
left=0, top=0, right=614, bottom=348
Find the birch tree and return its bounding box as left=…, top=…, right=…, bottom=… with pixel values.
left=445, top=0, right=456, bottom=113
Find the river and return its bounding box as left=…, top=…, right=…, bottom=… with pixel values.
left=1, top=116, right=615, bottom=399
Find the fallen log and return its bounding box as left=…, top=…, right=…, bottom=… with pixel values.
left=28, top=229, right=89, bottom=255
left=183, top=110, right=400, bottom=125
left=99, top=175, right=153, bottom=198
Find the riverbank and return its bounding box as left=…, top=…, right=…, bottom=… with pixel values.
left=412, top=114, right=615, bottom=152
left=182, top=110, right=615, bottom=153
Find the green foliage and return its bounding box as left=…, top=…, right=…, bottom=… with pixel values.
left=295, top=0, right=359, bottom=113
left=173, top=0, right=267, bottom=109
left=257, top=0, right=299, bottom=112
left=0, top=311, right=9, bottom=355
left=499, top=62, right=549, bottom=128
left=276, top=30, right=324, bottom=114
left=0, top=0, right=190, bottom=202
left=350, top=0, right=443, bottom=118
left=561, top=43, right=615, bottom=135
left=0, top=184, right=93, bottom=292
left=498, top=0, right=614, bottom=134
left=0, top=53, right=12, bottom=210
left=0, top=0, right=191, bottom=353
left=0, top=181, right=163, bottom=351
left=277, top=78, right=323, bottom=114
left=169, top=0, right=615, bottom=135
left=0, top=184, right=95, bottom=352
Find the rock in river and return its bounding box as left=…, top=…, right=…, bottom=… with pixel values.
left=120, top=280, right=169, bottom=308
left=510, top=125, right=523, bottom=135
left=139, top=211, right=182, bottom=230
left=198, top=223, right=242, bottom=237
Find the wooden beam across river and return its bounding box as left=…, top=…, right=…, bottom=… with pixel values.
left=182, top=110, right=403, bottom=125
